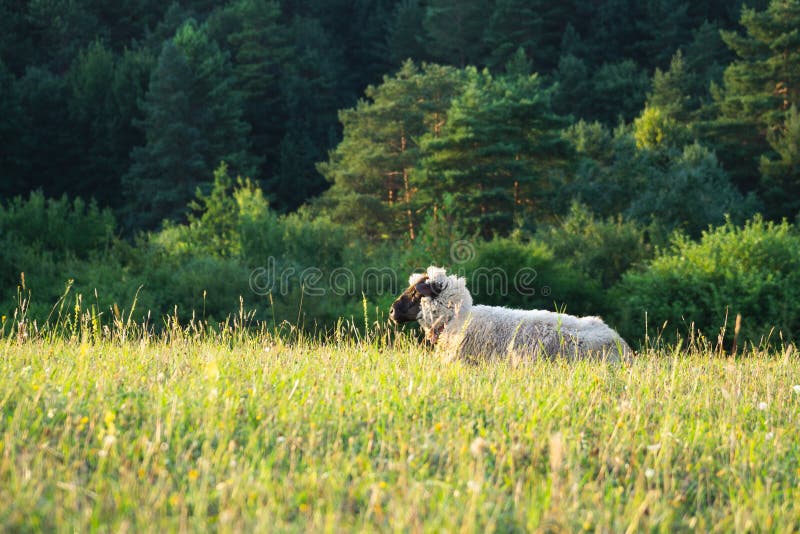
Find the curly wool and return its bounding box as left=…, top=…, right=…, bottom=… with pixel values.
left=412, top=266, right=631, bottom=363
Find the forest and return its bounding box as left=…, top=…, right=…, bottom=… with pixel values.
left=2, top=0, right=800, bottom=346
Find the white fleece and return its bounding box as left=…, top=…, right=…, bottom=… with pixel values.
left=412, top=266, right=632, bottom=363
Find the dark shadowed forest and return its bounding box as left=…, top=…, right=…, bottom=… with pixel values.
left=2, top=0, right=800, bottom=346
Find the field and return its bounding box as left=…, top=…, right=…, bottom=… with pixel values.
left=1, top=321, right=800, bottom=532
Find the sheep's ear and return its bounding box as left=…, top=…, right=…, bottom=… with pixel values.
left=415, top=281, right=441, bottom=297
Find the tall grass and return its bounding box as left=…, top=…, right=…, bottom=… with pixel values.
left=1, top=294, right=799, bottom=531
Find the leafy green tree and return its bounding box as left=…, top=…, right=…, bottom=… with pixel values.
left=318, top=61, right=464, bottom=241
left=633, top=106, right=690, bottom=150
left=537, top=202, right=654, bottom=288
left=559, top=122, right=643, bottom=217
left=701, top=0, right=800, bottom=197
left=420, top=68, right=572, bottom=236
left=124, top=22, right=254, bottom=230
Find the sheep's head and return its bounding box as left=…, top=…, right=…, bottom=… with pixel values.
left=389, top=274, right=442, bottom=324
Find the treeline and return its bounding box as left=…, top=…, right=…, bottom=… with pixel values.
left=3, top=0, right=800, bottom=345
left=1, top=0, right=789, bottom=227
left=3, top=174, right=800, bottom=346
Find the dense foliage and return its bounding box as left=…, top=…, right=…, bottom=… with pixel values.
left=3, top=0, right=800, bottom=346
left=616, top=217, right=800, bottom=345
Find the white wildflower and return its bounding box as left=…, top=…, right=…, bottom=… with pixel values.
left=645, top=468, right=655, bottom=479
left=470, top=437, right=489, bottom=458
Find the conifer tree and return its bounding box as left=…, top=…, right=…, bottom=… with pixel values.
left=423, top=0, right=489, bottom=67
left=760, top=105, right=800, bottom=218
left=420, top=68, right=572, bottom=235
left=270, top=16, right=348, bottom=212
left=0, top=61, right=28, bottom=198
left=702, top=0, right=800, bottom=196
left=318, top=61, right=464, bottom=240
left=387, top=0, right=428, bottom=64
left=483, top=0, right=542, bottom=72
left=226, top=0, right=289, bottom=186
left=66, top=41, right=121, bottom=206
left=124, top=22, right=254, bottom=230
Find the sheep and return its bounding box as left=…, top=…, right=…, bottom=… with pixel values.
left=389, top=266, right=632, bottom=363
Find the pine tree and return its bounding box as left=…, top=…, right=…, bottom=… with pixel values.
left=760, top=105, right=800, bottom=218
left=701, top=0, right=800, bottom=196
left=420, top=68, right=572, bottom=235
left=66, top=41, right=122, bottom=206
left=483, top=0, right=542, bottom=72
left=683, top=21, right=733, bottom=101
left=25, top=0, right=102, bottom=72
left=0, top=61, right=28, bottom=198
left=423, top=0, right=489, bottom=67
left=636, top=50, right=694, bottom=148
left=15, top=66, right=81, bottom=199
left=124, top=22, right=254, bottom=230
left=387, top=0, right=428, bottom=64
left=227, top=0, right=287, bottom=101
left=318, top=61, right=464, bottom=240
left=635, top=0, right=692, bottom=68
left=648, top=50, right=693, bottom=119
left=226, top=0, right=290, bottom=194
left=590, top=60, right=650, bottom=124
left=270, top=16, right=349, bottom=212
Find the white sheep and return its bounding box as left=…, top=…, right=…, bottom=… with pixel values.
left=390, top=266, right=632, bottom=363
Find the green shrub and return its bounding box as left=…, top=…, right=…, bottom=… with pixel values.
left=615, top=216, right=800, bottom=346
left=537, top=202, right=655, bottom=288
left=461, top=235, right=605, bottom=317
left=0, top=191, right=114, bottom=259
left=0, top=192, right=118, bottom=319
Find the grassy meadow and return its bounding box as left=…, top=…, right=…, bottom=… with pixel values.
left=1, top=315, right=800, bottom=532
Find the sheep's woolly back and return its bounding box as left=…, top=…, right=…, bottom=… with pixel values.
left=415, top=266, right=631, bottom=363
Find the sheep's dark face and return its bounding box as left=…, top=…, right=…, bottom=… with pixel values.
left=389, top=276, right=440, bottom=323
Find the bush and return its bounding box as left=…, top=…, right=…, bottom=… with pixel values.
left=615, top=217, right=800, bottom=347
left=0, top=192, right=118, bottom=318
left=626, top=143, right=759, bottom=237
left=460, top=235, right=605, bottom=317
left=536, top=203, right=654, bottom=288
left=0, top=191, right=114, bottom=259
